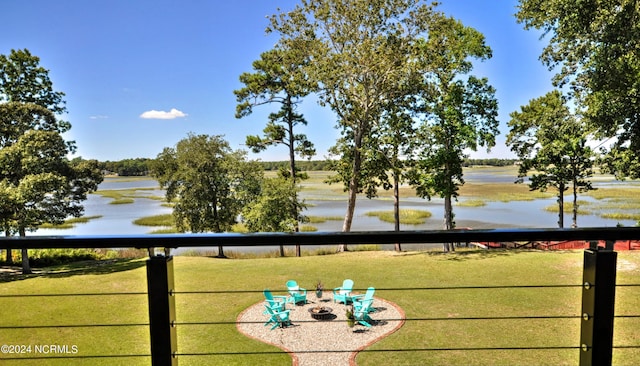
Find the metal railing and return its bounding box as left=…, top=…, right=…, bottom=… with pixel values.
left=2, top=227, right=640, bottom=366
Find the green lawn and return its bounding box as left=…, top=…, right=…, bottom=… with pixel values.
left=2, top=250, right=639, bottom=365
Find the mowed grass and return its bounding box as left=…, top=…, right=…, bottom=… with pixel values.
left=2, top=250, right=639, bottom=365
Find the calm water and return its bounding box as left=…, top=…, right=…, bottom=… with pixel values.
left=32, top=174, right=638, bottom=252
left=36, top=179, right=172, bottom=236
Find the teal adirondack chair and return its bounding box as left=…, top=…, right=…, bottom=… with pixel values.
left=352, top=300, right=374, bottom=327
left=263, top=289, right=287, bottom=313
left=352, top=287, right=375, bottom=313
left=285, top=280, right=307, bottom=305
left=264, top=304, right=291, bottom=330
left=333, top=279, right=354, bottom=304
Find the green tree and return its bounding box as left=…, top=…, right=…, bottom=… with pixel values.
left=408, top=18, right=498, bottom=251
left=242, top=177, right=307, bottom=233
left=269, top=0, right=441, bottom=252
left=151, top=134, right=263, bottom=257
left=361, top=101, right=416, bottom=251
left=0, top=103, right=103, bottom=273
left=507, top=90, right=595, bottom=228
left=235, top=48, right=315, bottom=256
left=0, top=49, right=66, bottom=114
left=235, top=48, right=316, bottom=180
left=0, top=49, right=101, bottom=273
left=516, top=0, right=640, bottom=178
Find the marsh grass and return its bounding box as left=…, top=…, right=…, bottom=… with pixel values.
left=179, top=246, right=341, bottom=258
left=366, top=209, right=432, bottom=225
left=7, top=248, right=146, bottom=267
left=3, top=251, right=639, bottom=365
left=594, top=199, right=640, bottom=210
left=586, top=187, right=640, bottom=200
left=133, top=214, right=174, bottom=227
left=459, top=183, right=554, bottom=201
left=39, top=215, right=103, bottom=229
left=307, top=215, right=343, bottom=223
left=111, top=198, right=135, bottom=204
left=456, top=199, right=486, bottom=207
left=544, top=201, right=592, bottom=214
left=299, top=225, right=318, bottom=232
left=95, top=187, right=161, bottom=205
left=66, top=215, right=103, bottom=224
left=600, top=212, right=640, bottom=220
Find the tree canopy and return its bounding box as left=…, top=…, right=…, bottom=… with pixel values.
left=235, top=47, right=316, bottom=180
left=0, top=49, right=67, bottom=114
left=151, top=134, right=263, bottom=257
left=516, top=0, right=640, bottom=177
left=0, top=49, right=101, bottom=273
left=242, top=177, right=307, bottom=233
left=408, top=17, right=498, bottom=244
left=268, top=0, right=442, bottom=242
left=0, top=102, right=102, bottom=272
left=507, top=90, right=594, bottom=228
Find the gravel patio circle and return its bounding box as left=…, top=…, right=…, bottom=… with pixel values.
left=237, top=296, right=405, bottom=366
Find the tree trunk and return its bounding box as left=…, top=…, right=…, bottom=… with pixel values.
left=4, top=230, right=13, bottom=264
left=286, top=97, right=301, bottom=257
left=340, top=175, right=358, bottom=252
left=557, top=183, right=565, bottom=228
left=340, top=131, right=364, bottom=252
left=19, top=227, right=31, bottom=274
left=217, top=245, right=226, bottom=258
left=443, top=194, right=454, bottom=252
left=393, top=170, right=401, bottom=252
left=572, top=176, right=578, bottom=228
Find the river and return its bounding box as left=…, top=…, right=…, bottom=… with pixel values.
left=33, top=171, right=639, bottom=253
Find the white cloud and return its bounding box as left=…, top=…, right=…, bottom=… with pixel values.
left=139, top=108, right=188, bottom=120
left=89, top=115, right=109, bottom=120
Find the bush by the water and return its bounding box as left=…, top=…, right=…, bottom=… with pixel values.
left=3, top=248, right=147, bottom=267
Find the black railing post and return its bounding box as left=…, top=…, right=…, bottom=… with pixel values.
left=147, top=254, right=178, bottom=366
left=580, top=241, right=617, bottom=366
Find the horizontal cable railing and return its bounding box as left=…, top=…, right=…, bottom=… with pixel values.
left=2, top=293, right=640, bottom=360
left=170, top=284, right=640, bottom=357
left=2, top=227, right=640, bottom=364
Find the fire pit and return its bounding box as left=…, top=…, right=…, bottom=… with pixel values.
left=308, top=306, right=334, bottom=320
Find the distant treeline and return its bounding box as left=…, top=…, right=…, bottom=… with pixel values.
left=259, top=160, right=335, bottom=171
left=463, top=158, right=518, bottom=167
left=260, top=158, right=517, bottom=171
left=79, top=158, right=517, bottom=176
left=98, top=158, right=153, bottom=176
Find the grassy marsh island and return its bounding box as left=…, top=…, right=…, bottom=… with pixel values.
left=39, top=215, right=103, bottom=229
left=132, top=214, right=174, bottom=227
left=94, top=187, right=163, bottom=205
left=366, top=209, right=432, bottom=225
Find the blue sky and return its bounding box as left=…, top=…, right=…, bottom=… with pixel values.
left=1, top=0, right=554, bottom=162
